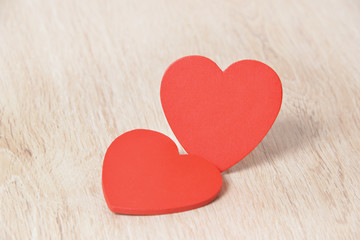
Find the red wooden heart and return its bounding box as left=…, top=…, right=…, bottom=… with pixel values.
left=161, top=56, right=282, bottom=172
left=102, top=129, right=222, bottom=215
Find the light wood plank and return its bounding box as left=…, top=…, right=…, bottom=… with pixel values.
left=0, top=0, right=359, bottom=239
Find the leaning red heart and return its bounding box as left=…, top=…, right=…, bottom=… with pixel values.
left=161, top=56, right=282, bottom=171
left=102, top=129, right=222, bottom=215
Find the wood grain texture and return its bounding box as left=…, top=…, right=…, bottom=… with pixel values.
left=0, top=0, right=359, bottom=239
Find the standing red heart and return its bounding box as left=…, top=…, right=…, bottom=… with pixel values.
left=102, top=56, right=282, bottom=215
left=161, top=56, right=282, bottom=171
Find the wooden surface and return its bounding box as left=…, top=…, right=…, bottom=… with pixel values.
left=1, top=0, right=360, bottom=239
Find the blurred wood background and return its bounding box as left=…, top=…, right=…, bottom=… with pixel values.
left=0, top=0, right=359, bottom=239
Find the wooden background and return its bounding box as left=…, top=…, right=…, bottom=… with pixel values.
left=0, top=0, right=359, bottom=239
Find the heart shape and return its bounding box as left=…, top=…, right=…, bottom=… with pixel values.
left=102, top=129, right=222, bottom=215
left=161, top=56, right=282, bottom=171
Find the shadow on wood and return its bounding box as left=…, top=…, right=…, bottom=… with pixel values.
left=225, top=112, right=321, bottom=174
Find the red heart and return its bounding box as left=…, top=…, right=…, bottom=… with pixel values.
left=161, top=56, right=282, bottom=172
left=102, top=129, right=222, bottom=215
